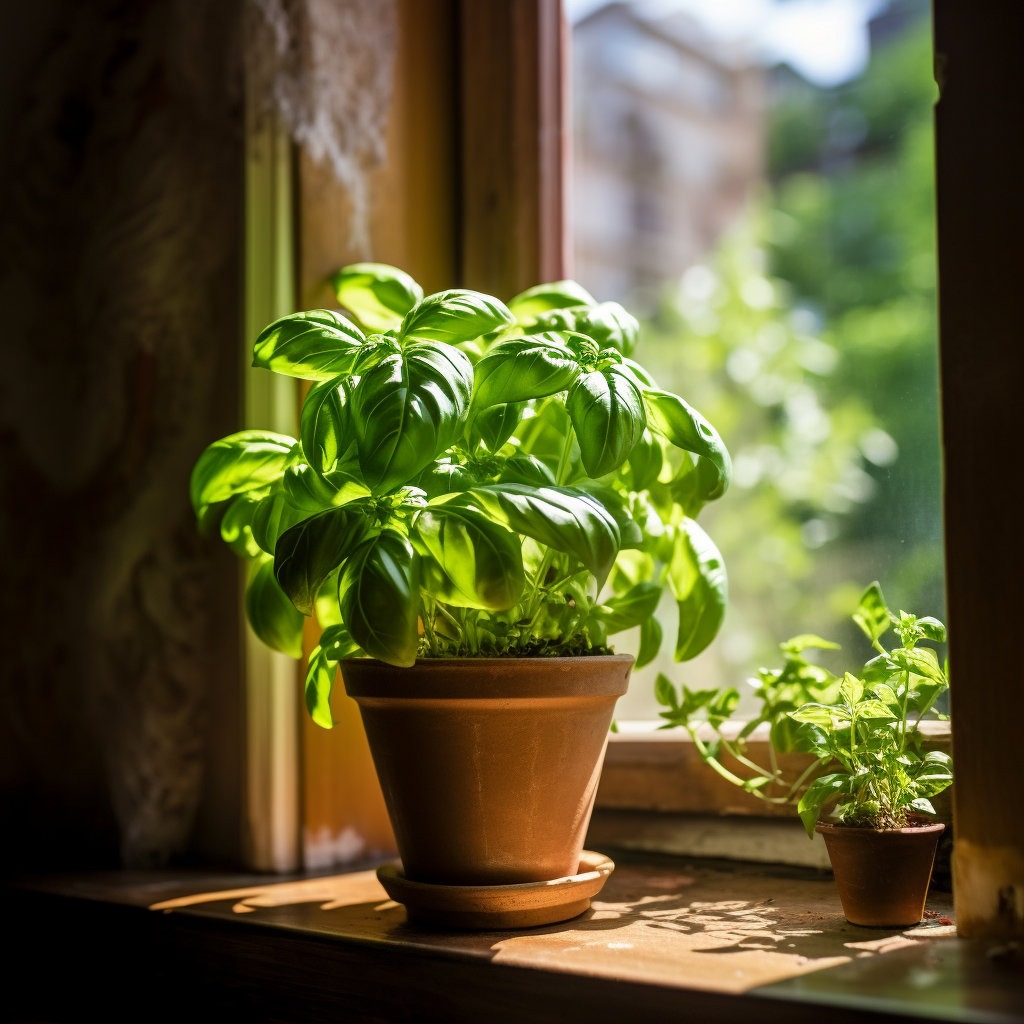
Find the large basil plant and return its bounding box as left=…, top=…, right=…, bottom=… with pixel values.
left=190, top=262, right=731, bottom=727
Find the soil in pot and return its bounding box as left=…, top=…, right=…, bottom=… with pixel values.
left=816, top=820, right=946, bottom=928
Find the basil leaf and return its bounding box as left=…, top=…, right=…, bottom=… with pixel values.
left=454, top=483, right=620, bottom=584
left=252, top=309, right=366, bottom=380
left=330, top=262, right=423, bottom=332
left=507, top=280, right=597, bottom=323
left=643, top=389, right=732, bottom=500
left=189, top=430, right=298, bottom=513
left=300, top=376, right=355, bottom=476
left=353, top=342, right=474, bottom=493
left=473, top=333, right=582, bottom=408
left=412, top=505, right=525, bottom=610
left=669, top=517, right=728, bottom=661
left=568, top=366, right=646, bottom=477
left=339, top=531, right=420, bottom=666
left=274, top=502, right=375, bottom=615
left=399, top=289, right=514, bottom=344
left=245, top=555, right=305, bottom=659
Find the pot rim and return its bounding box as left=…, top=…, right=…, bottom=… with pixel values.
left=815, top=820, right=946, bottom=837
left=340, top=653, right=635, bottom=701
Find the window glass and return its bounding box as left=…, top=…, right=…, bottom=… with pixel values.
left=569, top=0, right=944, bottom=721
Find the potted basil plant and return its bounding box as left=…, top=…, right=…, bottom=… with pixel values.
left=658, top=581, right=953, bottom=927
left=190, top=261, right=731, bottom=927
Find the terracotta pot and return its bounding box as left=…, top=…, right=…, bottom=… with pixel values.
left=340, top=655, right=632, bottom=887
left=815, top=820, right=946, bottom=927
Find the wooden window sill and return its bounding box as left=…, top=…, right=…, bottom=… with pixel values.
left=7, top=851, right=1020, bottom=1023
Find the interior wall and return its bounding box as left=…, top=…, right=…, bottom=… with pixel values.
left=0, top=0, right=247, bottom=869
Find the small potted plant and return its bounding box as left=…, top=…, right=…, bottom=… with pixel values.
left=190, top=261, right=731, bottom=926
left=657, top=581, right=953, bottom=927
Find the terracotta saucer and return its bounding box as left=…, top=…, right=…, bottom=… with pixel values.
left=376, top=850, right=615, bottom=930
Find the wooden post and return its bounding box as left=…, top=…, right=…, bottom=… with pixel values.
left=934, top=0, right=1024, bottom=939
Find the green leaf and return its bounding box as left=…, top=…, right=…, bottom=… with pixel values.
left=274, top=502, right=375, bottom=615
left=250, top=492, right=306, bottom=555
left=626, top=431, right=664, bottom=491
left=636, top=614, right=663, bottom=669
left=855, top=698, right=897, bottom=719
left=453, top=483, right=620, bottom=583
left=399, top=289, right=514, bottom=344
left=219, top=497, right=262, bottom=558
left=190, top=431, right=298, bottom=513
left=643, top=390, right=732, bottom=499
left=568, top=366, right=646, bottom=477
left=469, top=402, right=526, bottom=452
left=339, top=531, right=420, bottom=667
left=304, top=644, right=337, bottom=730
left=300, top=376, right=354, bottom=476
left=790, top=702, right=843, bottom=727
left=245, top=556, right=305, bottom=659
left=797, top=772, right=853, bottom=838
left=574, top=302, right=640, bottom=355
left=594, top=581, right=662, bottom=634
left=894, top=646, right=947, bottom=685
left=330, top=262, right=423, bottom=332
left=507, top=280, right=597, bottom=323
left=654, top=672, right=678, bottom=711
left=840, top=674, right=864, bottom=705
left=411, top=505, right=525, bottom=609
left=352, top=342, right=474, bottom=494
left=473, top=333, right=582, bottom=408
left=252, top=309, right=366, bottom=380
left=853, top=581, right=890, bottom=644
left=669, top=518, right=728, bottom=661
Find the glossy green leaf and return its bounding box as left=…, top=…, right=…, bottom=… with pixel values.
left=473, top=333, right=581, bottom=408
left=507, top=280, right=597, bottom=323
left=245, top=556, right=305, bottom=659
left=339, top=531, right=420, bottom=667
left=330, top=262, right=423, bottom=332
left=304, top=645, right=337, bottom=730
left=567, top=366, right=646, bottom=477
left=574, top=302, right=640, bottom=355
left=412, top=505, right=524, bottom=609
left=398, top=289, right=514, bottom=344
left=352, top=342, right=474, bottom=494
left=189, top=430, right=298, bottom=513
left=274, top=502, right=375, bottom=615
left=643, top=389, right=732, bottom=500
left=300, top=376, right=354, bottom=476
left=468, top=402, right=526, bottom=452
left=669, top=518, right=728, bottom=661
left=219, top=497, right=262, bottom=558
left=626, top=430, right=664, bottom=491
left=252, top=309, right=366, bottom=380
left=251, top=492, right=306, bottom=555
left=454, top=484, right=620, bottom=583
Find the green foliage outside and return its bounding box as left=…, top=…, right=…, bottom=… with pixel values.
left=628, top=6, right=943, bottom=692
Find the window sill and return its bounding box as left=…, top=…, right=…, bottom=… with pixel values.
left=7, top=850, right=1018, bottom=1024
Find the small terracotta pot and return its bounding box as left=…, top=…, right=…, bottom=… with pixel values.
left=815, top=820, right=946, bottom=927
left=341, top=655, right=632, bottom=887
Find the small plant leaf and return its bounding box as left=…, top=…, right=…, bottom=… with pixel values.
left=797, top=772, right=853, bottom=838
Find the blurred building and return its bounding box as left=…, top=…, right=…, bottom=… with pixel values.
left=570, top=1, right=767, bottom=309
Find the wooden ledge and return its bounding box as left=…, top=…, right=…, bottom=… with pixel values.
left=7, top=854, right=1021, bottom=1023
